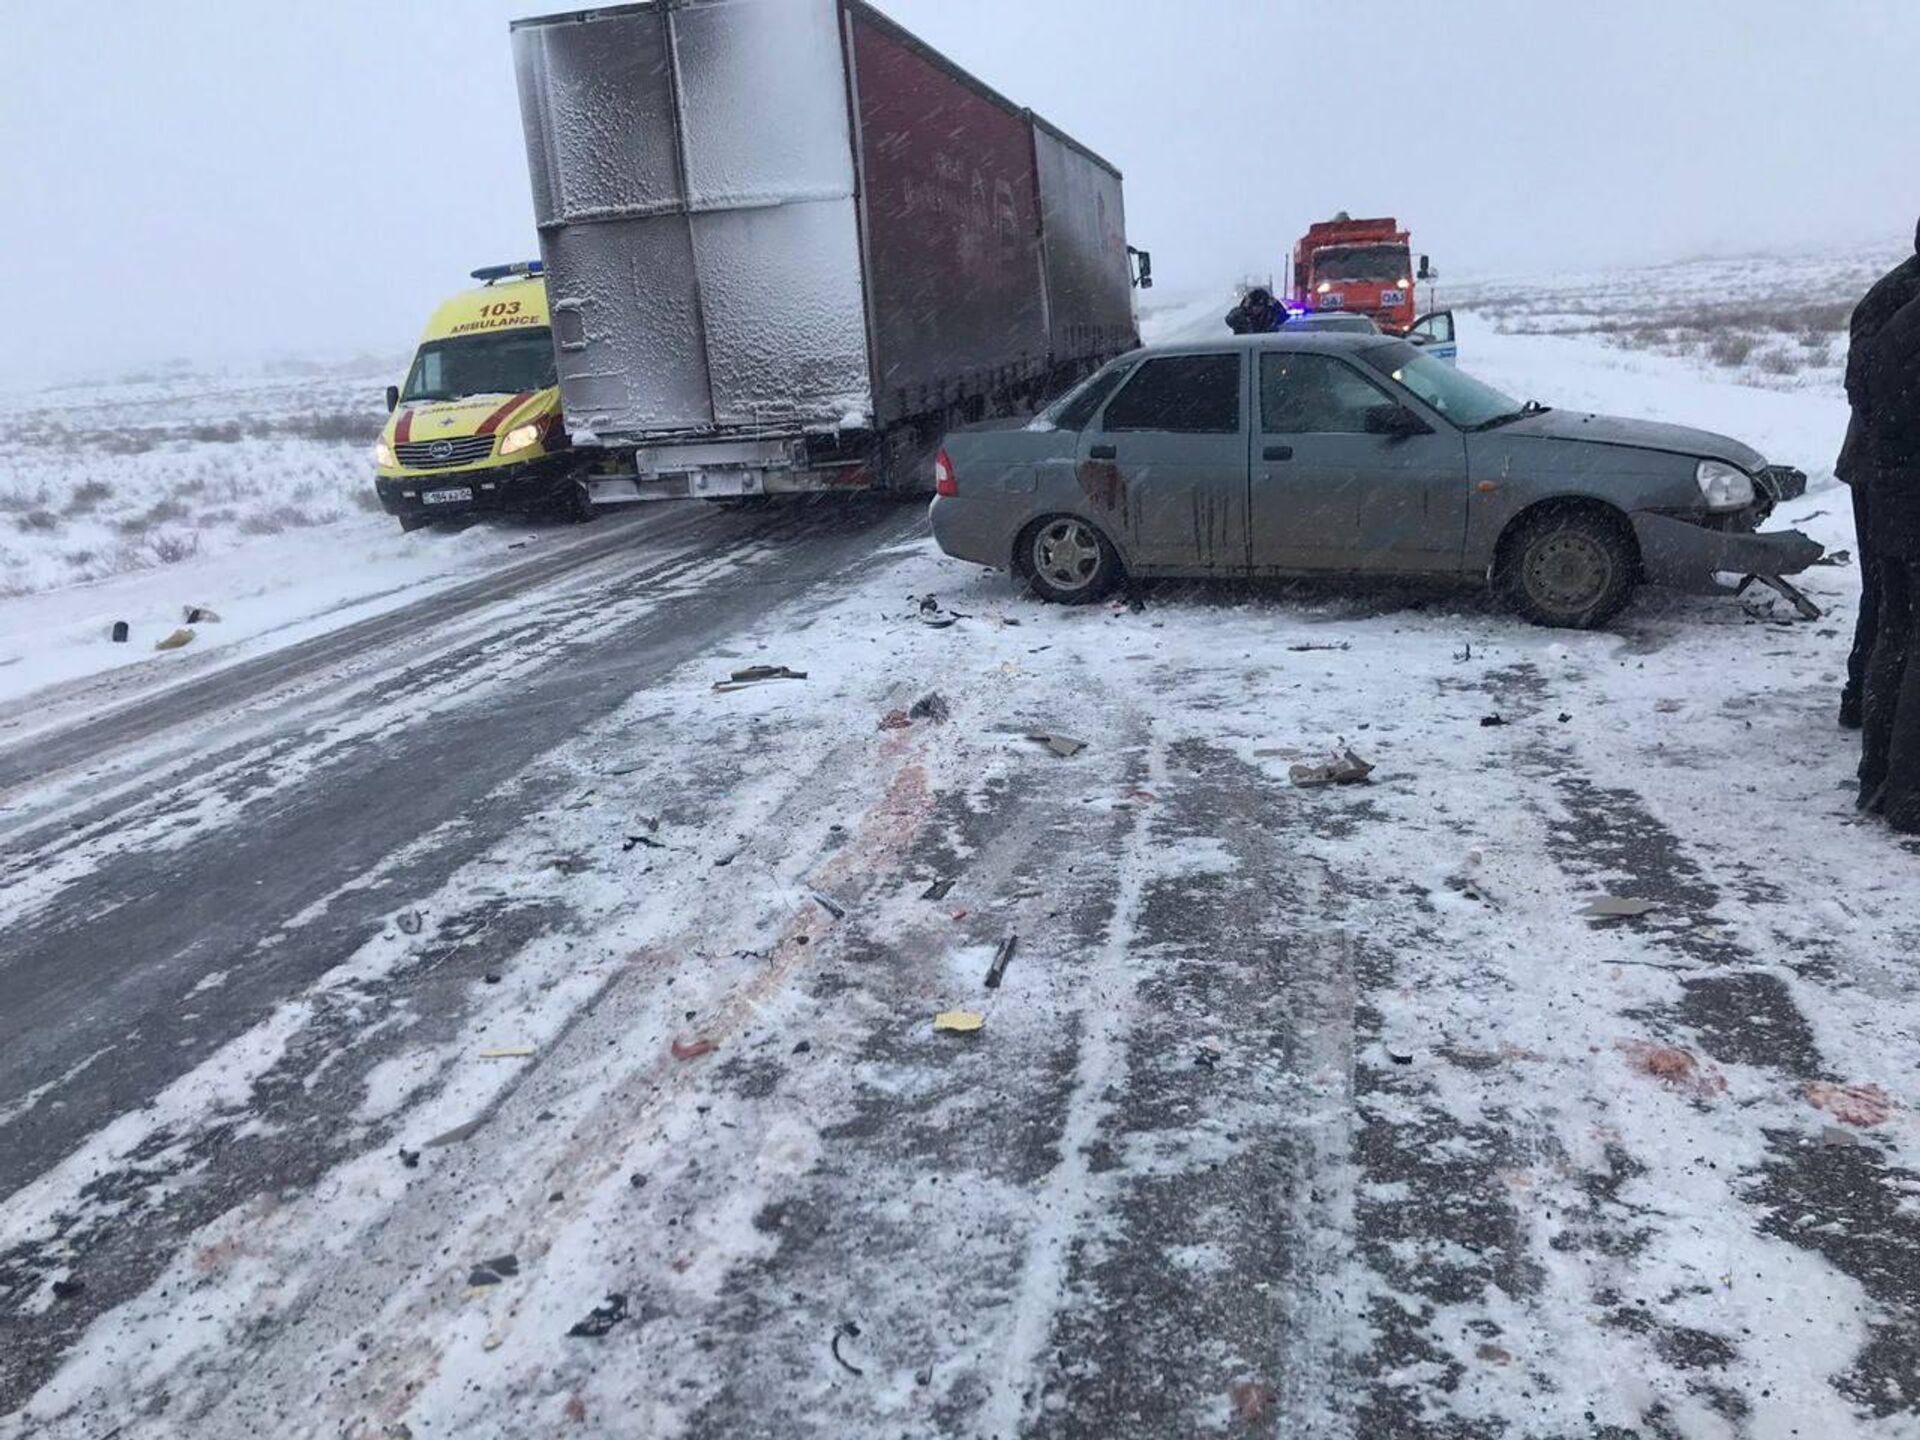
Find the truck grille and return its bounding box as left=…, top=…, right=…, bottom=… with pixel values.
left=396, top=436, right=496, bottom=469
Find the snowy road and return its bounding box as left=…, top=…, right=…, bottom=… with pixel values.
left=3, top=326, right=1919, bottom=1437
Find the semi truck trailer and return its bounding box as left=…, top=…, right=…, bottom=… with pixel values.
left=510, top=0, right=1151, bottom=505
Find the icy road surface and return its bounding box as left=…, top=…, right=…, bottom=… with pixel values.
left=2, top=325, right=1917, bottom=1438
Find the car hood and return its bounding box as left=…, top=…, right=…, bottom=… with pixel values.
left=1494, top=409, right=1767, bottom=470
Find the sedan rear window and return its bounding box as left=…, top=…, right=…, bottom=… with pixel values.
left=1039, top=361, right=1135, bottom=432
left=1102, top=355, right=1241, bottom=434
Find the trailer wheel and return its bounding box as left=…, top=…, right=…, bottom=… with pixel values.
left=1018, top=515, right=1121, bottom=605
left=1494, top=505, right=1637, bottom=628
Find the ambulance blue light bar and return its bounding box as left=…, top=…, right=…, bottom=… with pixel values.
left=471, top=260, right=544, bottom=284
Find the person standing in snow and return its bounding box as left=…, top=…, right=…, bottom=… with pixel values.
left=1835, top=222, right=1920, bottom=728
left=1858, top=276, right=1920, bottom=831
left=1226, top=287, right=1287, bottom=335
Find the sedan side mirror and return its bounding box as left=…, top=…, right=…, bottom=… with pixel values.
left=1364, top=404, right=1429, bottom=438
left=385, top=385, right=400, bottom=414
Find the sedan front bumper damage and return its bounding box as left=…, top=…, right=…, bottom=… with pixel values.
left=1631, top=511, right=1826, bottom=614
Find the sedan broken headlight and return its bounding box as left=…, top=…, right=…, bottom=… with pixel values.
left=1695, top=459, right=1755, bottom=511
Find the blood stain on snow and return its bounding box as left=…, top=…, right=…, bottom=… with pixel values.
left=1806, top=1081, right=1893, bottom=1127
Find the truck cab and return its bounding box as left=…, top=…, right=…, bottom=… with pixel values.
left=373, top=263, right=578, bottom=532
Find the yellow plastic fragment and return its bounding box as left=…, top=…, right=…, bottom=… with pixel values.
left=479, top=1048, right=535, bottom=1059
left=933, top=1010, right=985, bottom=1034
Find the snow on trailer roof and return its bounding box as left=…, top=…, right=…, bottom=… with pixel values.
left=506, top=0, right=1124, bottom=181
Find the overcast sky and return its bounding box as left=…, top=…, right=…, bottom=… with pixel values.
left=4, top=0, right=1916, bottom=385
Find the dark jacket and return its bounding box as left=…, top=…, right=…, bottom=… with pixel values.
left=1225, top=296, right=1286, bottom=335
left=1865, top=290, right=1920, bottom=555
left=1837, top=225, right=1920, bottom=483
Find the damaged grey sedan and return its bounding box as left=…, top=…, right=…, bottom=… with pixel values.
left=929, top=333, right=1823, bottom=628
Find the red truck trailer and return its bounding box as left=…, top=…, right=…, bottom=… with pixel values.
left=510, top=0, right=1150, bottom=504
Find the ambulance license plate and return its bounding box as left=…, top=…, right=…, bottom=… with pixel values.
left=422, top=487, right=473, bottom=505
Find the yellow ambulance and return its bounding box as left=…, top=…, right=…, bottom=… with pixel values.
left=373, top=263, right=578, bottom=531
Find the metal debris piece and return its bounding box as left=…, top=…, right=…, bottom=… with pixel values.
left=567, top=1293, right=628, bottom=1339
left=479, top=1048, right=535, bottom=1060
left=831, top=1321, right=866, bottom=1376
left=1479, top=714, right=1507, bottom=727
left=1288, top=750, right=1374, bottom=787
left=154, top=627, right=195, bottom=651
left=424, top=1116, right=487, bottom=1148
left=985, top=935, right=1018, bottom=989
left=1734, top=572, right=1823, bottom=621
left=714, top=665, right=807, bottom=692
left=1027, top=732, right=1087, bottom=758
left=623, top=834, right=666, bottom=851
left=184, top=605, right=221, bottom=624
left=672, top=1037, right=717, bottom=1061
left=1286, top=641, right=1350, bottom=652
left=813, top=891, right=847, bottom=920
left=921, top=878, right=955, bottom=901
left=934, top=1009, right=985, bottom=1034
left=1580, top=896, right=1658, bottom=919
left=467, top=1254, right=520, bottom=1287
left=396, top=909, right=424, bottom=936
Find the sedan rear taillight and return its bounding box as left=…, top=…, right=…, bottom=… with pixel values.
left=934, top=449, right=958, bottom=497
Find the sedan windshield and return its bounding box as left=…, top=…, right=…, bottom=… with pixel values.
left=1312, top=245, right=1411, bottom=283
left=402, top=329, right=557, bottom=403
left=1360, top=341, right=1524, bottom=430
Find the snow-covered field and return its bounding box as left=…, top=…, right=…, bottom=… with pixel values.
left=4, top=247, right=1917, bottom=1436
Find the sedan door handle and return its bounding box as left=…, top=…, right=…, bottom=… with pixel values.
left=1089, top=444, right=1117, bottom=460
left=1263, top=444, right=1294, bottom=461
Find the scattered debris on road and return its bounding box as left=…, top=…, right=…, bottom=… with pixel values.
left=714, top=664, right=807, bottom=692
left=671, top=1037, right=717, bottom=1062
left=623, top=833, right=667, bottom=852
left=1229, top=1381, right=1277, bottom=1423
left=1027, top=732, right=1087, bottom=758
left=49, top=1278, right=84, bottom=1301
left=1480, top=714, right=1508, bottom=727
left=424, top=1116, right=488, bottom=1149
left=567, top=1293, right=629, bottom=1339
left=879, top=708, right=912, bottom=730
left=1286, top=641, right=1350, bottom=653
left=1811, top=549, right=1852, bottom=568
left=184, top=605, right=221, bottom=624
left=1288, top=750, right=1374, bottom=787
left=909, top=691, right=950, bottom=723
left=1806, top=1081, right=1892, bottom=1127
left=830, top=1321, right=866, bottom=1376
left=985, top=935, right=1018, bottom=989
left=934, top=1009, right=985, bottom=1034
left=921, top=878, right=955, bottom=901
left=396, top=909, right=424, bottom=936
left=1621, top=1039, right=1726, bottom=1098
left=154, top=627, right=195, bottom=651
left=109, top=621, right=129, bottom=643
left=467, top=1255, right=520, bottom=1288
left=478, top=1048, right=535, bottom=1060
left=1580, top=895, right=1659, bottom=919
left=812, top=891, right=848, bottom=920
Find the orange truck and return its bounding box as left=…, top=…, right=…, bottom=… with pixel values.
left=1291, top=215, right=1427, bottom=336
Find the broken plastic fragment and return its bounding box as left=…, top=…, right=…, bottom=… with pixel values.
left=567, top=1293, right=628, bottom=1338
left=467, top=1254, right=520, bottom=1287
left=934, top=1010, right=985, bottom=1034
left=1288, top=750, right=1374, bottom=787
left=154, top=627, right=195, bottom=651
left=479, top=1048, right=535, bottom=1060
left=1580, top=896, right=1658, bottom=919
left=672, top=1037, right=717, bottom=1061
left=714, top=664, right=807, bottom=692
left=1027, top=733, right=1087, bottom=758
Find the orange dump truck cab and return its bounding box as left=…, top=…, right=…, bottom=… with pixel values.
left=1293, top=217, right=1418, bottom=335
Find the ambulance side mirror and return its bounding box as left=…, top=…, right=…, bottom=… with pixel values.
left=385, top=385, right=400, bottom=414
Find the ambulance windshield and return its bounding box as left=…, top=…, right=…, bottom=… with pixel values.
left=402, top=329, right=557, bottom=403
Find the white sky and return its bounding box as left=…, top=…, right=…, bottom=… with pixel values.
left=3, top=0, right=1917, bottom=385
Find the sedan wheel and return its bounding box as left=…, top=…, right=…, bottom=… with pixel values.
left=1023, top=516, right=1120, bottom=604
left=1497, top=509, right=1637, bottom=628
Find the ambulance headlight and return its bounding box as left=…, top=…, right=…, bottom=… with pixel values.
left=499, top=422, right=542, bottom=457
left=1695, top=459, right=1754, bottom=511
left=374, top=438, right=397, bottom=468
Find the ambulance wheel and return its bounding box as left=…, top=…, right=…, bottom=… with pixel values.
left=398, top=514, right=432, bottom=533
left=559, top=482, right=595, bottom=524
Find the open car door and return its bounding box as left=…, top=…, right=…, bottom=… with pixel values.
left=1408, top=310, right=1458, bottom=366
